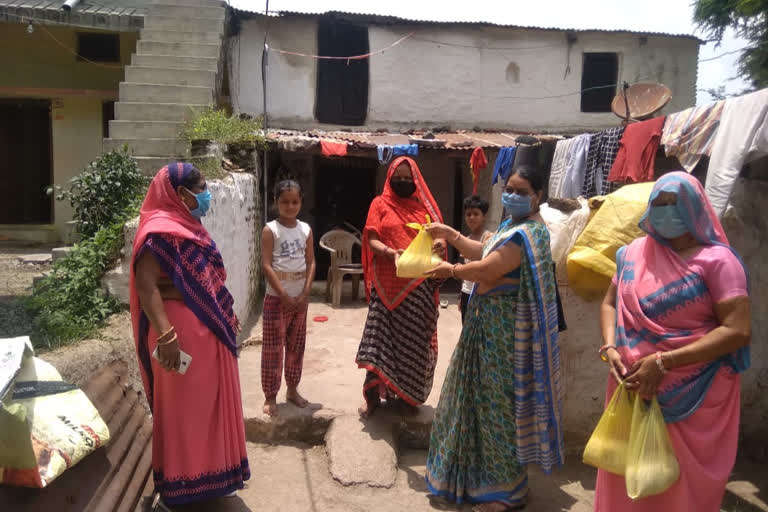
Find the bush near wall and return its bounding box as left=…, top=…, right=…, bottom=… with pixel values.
left=27, top=149, right=147, bottom=349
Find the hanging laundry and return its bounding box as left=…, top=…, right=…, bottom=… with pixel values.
left=320, top=140, right=348, bottom=157
left=392, top=144, right=419, bottom=157
left=377, top=145, right=394, bottom=164
left=491, top=147, right=517, bottom=185
left=548, top=138, right=576, bottom=199
left=469, top=147, right=488, bottom=194
left=559, top=134, right=591, bottom=199
left=705, top=89, right=768, bottom=216
left=608, top=116, right=666, bottom=184
left=661, top=100, right=724, bottom=173
left=582, top=127, right=625, bottom=198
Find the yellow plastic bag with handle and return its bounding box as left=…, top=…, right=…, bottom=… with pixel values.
left=396, top=214, right=443, bottom=278
left=582, top=381, right=635, bottom=475
left=625, top=395, right=680, bottom=500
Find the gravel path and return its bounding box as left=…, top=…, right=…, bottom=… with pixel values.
left=0, top=242, right=53, bottom=339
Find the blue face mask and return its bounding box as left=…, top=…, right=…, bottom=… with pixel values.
left=188, top=188, right=211, bottom=218
left=502, top=192, right=532, bottom=219
left=649, top=205, right=688, bottom=239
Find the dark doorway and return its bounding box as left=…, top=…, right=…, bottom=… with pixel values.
left=0, top=100, right=52, bottom=224
left=315, top=18, right=369, bottom=126
left=313, top=156, right=377, bottom=279
left=580, top=52, right=618, bottom=113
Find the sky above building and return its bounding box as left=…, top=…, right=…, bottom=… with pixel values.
left=229, top=0, right=752, bottom=106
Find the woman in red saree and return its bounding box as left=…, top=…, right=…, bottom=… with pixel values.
left=130, top=163, right=249, bottom=506
left=355, top=156, right=445, bottom=417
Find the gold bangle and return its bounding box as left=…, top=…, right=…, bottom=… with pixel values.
left=157, top=333, right=177, bottom=346
left=157, top=326, right=174, bottom=340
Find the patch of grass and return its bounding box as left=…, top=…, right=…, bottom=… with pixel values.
left=180, top=107, right=266, bottom=146
left=191, top=156, right=228, bottom=180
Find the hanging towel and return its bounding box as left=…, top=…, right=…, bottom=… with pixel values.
left=559, top=134, right=591, bottom=198
left=469, top=147, right=488, bottom=194
left=392, top=144, right=419, bottom=157
left=491, top=147, right=517, bottom=185
left=661, top=100, right=724, bottom=172
left=549, top=138, right=575, bottom=199
left=608, top=116, right=666, bottom=184
left=705, top=89, right=768, bottom=216
left=582, top=127, right=625, bottom=198
left=321, top=140, right=348, bottom=157
left=377, top=145, right=394, bottom=164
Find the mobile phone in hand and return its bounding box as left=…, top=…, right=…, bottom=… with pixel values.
left=152, top=347, right=192, bottom=374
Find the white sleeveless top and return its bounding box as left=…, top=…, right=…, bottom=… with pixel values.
left=265, top=220, right=311, bottom=297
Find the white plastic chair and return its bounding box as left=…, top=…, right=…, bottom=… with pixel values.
left=319, top=230, right=363, bottom=307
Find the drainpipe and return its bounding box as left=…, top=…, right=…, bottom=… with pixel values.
left=61, top=0, right=81, bottom=11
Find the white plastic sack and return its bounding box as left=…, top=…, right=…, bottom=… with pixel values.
left=541, top=198, right=590, bottom=280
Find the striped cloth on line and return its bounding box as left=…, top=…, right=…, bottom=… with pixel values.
left=661, top=100, right=724, bottom=173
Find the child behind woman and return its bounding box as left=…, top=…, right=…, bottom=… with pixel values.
left=260, top=180, right=316, bottom=417
left=459, top=195, right=492, bottom=324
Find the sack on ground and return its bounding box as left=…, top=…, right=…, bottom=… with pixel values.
left=625, top=395, right=680, bottom=500
left=0, top=337, right=110, bottom=488
left=583, top=381, right=634, bottom=475
left=566, top=182, right=655, bottom=301
left=396, top=214, right=442, bottom=278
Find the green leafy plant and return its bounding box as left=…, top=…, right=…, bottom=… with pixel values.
left=49, top=147, right=148, bottom=238
left=26, top=204, right=139, bottom=349
left=181, top=107, right=265, bottom=145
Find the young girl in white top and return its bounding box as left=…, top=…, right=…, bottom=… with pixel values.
left=260, top=180, right=316, bottom=417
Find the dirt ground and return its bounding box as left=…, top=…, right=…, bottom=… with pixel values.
left=0, top=242, right=53, bottom=339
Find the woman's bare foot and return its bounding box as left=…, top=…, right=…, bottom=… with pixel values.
left=263, top=398, right=278, bottom=417
left=286, top=387, right=309, bottom=408
left=393, top=398, right=419, bottom=416
left=358, top=401, right=379, bottom=419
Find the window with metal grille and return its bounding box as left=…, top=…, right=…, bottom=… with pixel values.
left=315, top=19, right=369, bottom=126
left=77, top=33, right=120, bottom=63
left=580, top=53, right=618, bottom=113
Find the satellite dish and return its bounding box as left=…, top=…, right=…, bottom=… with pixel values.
left=612, top=82, right=672, bottom=123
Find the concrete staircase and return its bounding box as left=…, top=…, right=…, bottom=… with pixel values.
left=103, top=0, right=227, bottom=175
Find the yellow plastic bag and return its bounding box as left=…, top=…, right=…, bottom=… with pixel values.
left=625, top=395, right=680, bottom=500
left=566, top=182, right=655, bottom=301
left=582, top=381, right=635, bottom=475
left=396, top=214, right=443, bottom=278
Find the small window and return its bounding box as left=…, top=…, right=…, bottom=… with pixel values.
left=581, top=53, right=618, bottom=113
left=77, top=33, right=120, bottom=63
left=315, top=19, right=369, bottom=126
left=102, top=101, right=115, bottom=138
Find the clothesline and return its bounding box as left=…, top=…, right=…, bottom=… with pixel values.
left=546, top=88, right=768, bottom=217
left=268, top=32, right=413, bottom=60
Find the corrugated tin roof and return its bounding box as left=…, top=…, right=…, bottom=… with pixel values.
left=268, top=129, right=563, bottom=150
left=230, top=7, right=701, bottom=41
left=0, top=0, right=145, bottom=30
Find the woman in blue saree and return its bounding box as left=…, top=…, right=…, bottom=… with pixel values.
left=424, top=165, right=564, bottom=511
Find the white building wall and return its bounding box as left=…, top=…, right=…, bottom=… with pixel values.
left=231, top=17, right=699, bottom=132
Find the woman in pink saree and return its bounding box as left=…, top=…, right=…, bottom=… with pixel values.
left=595, top=171, right=751, bottom=512
left=130, top=163, right=249, bottom=506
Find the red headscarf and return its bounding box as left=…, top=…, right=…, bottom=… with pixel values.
left=362, top=156, right=444, bottom=310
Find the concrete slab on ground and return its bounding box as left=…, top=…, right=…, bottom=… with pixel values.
left=325, top=415, right=397, bottom=488
left=238, top=298, right=461, bottom=446
left=139, top=443, right=767, bottom=512
left=17, top=253, right=52, bottom=265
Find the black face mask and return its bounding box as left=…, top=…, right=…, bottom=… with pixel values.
left=390, top=179, right=416, bottom=198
